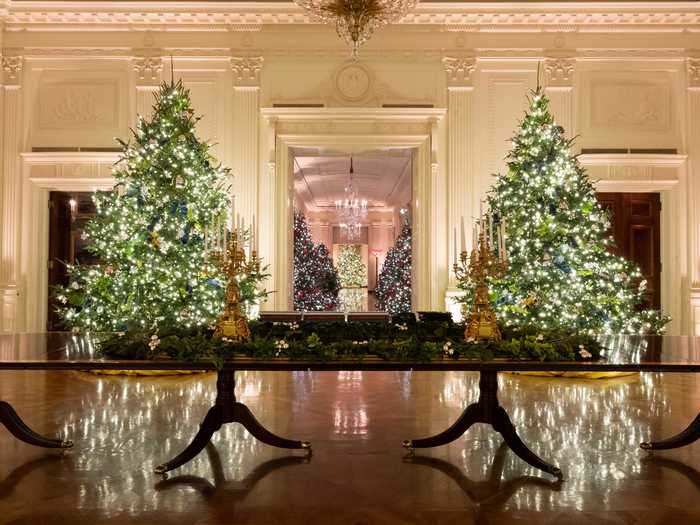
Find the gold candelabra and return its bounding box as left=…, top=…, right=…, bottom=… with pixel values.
left=212, top=229, right=260, bottom=342
left=453, top=221, right=507, bottom=341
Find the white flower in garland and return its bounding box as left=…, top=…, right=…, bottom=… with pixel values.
left=443, top=341, right=454, bottom=356
left=274, top=339, right=289, bottom=356
left=578, top=344, right=592, bottom=359
left=148, top=333, right=161, bottom=351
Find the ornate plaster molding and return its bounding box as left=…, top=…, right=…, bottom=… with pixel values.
left=132, top=54, right=163, bottom=84
left=1, top=54, right=22, bottom=85
left=442, top=57, right=476, bottom=88
left=2, top=3, right=700, bottom=32
left=231, top=56, right=263, bottom=88
left=688, top=57, right=700, bottom=89
left=544, top=57, right=575, bottom=88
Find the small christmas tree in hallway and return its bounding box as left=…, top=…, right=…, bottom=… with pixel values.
left=481, top=88, right=668, bottom=334
left=56, top=80, right=230, bottom=331
left=293, top=211, right=340, bottom=311
left=376, top=217, right=412, bottom=314
left=337, top=245, right=367, bottom=288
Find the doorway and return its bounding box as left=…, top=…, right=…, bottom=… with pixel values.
left=292, top=150, right=413, bottom=312
left=596, top=192, right=661, bottom=310
left=47, top=191, right=99, bottom=330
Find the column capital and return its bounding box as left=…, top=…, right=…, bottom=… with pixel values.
left=687, top=57, right=700, bottom=90
left=132, top=51, right=163, bottom=86
left=1, top=53, right=23, bottom=86
left=544, top=57, right=575, bottom=89
left=231, top=56, right=264, bottom=88
left=442, top=57, right=476, bottom=89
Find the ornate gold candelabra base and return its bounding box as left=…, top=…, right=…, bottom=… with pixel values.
left=213, top=316, right=251, bottom=342
left=464, top=284, right=501, bottom=341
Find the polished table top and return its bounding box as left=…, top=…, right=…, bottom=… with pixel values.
left=1, top=333, right=700, bottom=372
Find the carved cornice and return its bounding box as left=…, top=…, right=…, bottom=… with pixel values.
left=688, top=57, right=700, bottom=89
left=544, top=57, right=575, bottom=88
left=1, top=54, right=22, bottom=85
left=442, top=57, right=476, bottom=88
left=2, top=3, right=700, bottom=32
left=231, top=56, right=263, bottom=88
left=133, top=54, right=163, bottom=85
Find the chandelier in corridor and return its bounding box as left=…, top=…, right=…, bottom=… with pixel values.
left=335, top=157, right=367, bottom=240
left=293, top=0, right=419, bottom=59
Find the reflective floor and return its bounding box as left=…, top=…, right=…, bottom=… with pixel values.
left=1, top=370, right=700, bottom=524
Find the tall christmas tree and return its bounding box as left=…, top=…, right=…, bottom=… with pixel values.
left=293, top=211, right=340, bottom=311
left=337, top=244, right=367, bottom=288
left=479, top=88, right=668, bottom=334
left=375, top=218, right=412, bottom=314
left=55, top=80, right=231, bottom=331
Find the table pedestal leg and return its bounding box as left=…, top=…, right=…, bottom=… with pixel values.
left=0, top=401, right=73, bottom=449
left=641, top=412, right=700, bottom=451
left=402, top=371, right=562, bottom=480
left=155, top=368, right=311, bottom=474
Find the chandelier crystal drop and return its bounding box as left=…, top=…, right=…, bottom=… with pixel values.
left=294, top=0, right=419, bottom=59
left=335, top=157, right=367, bottom=240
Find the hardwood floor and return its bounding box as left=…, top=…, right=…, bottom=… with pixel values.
left=0, top=369, right=699, bottom=524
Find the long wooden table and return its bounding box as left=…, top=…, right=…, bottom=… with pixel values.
left=1, top=333, right=700, bottom=480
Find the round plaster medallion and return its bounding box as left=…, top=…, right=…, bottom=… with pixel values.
left=335, top=64, right=371, bottom=102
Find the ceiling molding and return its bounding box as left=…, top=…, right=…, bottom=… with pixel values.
left=3, top=2, right=700, bottom=32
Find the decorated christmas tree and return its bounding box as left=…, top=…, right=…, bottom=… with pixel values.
left=375, top=217, right=412, bottom=313
left=337, top=244, right=367, bottom=288
left=293, top=211, right=340, bottom=311
left=476, top=88, right=668, bottom=334
left=55, top=80, right=231, bottom=331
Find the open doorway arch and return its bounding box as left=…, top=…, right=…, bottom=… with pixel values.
left=259, top=108, right=446, bottom=312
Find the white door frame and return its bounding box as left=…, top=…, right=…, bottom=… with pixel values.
left=19, top=152, right=116, bottom=332
left=579, top=153, right=688, bottom=335
left=259, top=107, right=447, bottom=312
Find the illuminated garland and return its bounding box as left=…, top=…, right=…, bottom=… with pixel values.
left=55, top=80, right=231, bottom=331
left=459, top=89, right=669, bottom=334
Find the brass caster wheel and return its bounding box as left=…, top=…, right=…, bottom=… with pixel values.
left=640, top=442, right=653, bottom=451
left=552, top=467, right=564, bottom=481
left=402, top=440, right=413, bottom=449
left=61, top=439, right=74, bottom=449
left=154, top=464, right=169, bottom=475
left=301, top=441, right=312, bottom=456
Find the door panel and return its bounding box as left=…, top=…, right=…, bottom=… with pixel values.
left=595, top=192, right=661, bottom=310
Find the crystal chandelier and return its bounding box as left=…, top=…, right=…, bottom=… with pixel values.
left=294, top=0, right=419, bottom=59
left=335, top=157, right=367, bottom=240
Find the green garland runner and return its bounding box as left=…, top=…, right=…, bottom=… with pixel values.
left=97, top=319, right=604, bottom=368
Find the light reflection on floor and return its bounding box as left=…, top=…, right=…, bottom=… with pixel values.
left=0, top=369, right=699, bottom=523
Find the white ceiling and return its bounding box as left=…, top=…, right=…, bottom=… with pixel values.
left=293, top=150, right=412, bottom=212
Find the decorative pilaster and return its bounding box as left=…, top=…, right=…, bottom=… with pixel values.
left=443, top=57, right=476, bottom=286
left=133, top=51, right=163, bottom=122
left=0, top=53, right=23, bottom=332
left=231, top=57, right=263, bottom=232
left=686, top=56, right=700, bottom=334
left=544, top=56, right=575, bottom=137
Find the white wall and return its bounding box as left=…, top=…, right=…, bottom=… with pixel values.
left=0, top=1, right=697, bottom=334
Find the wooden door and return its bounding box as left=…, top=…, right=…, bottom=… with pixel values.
left=47, top=192, right=98, bottom=330
left=595, top=192, right=661, bottom=310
